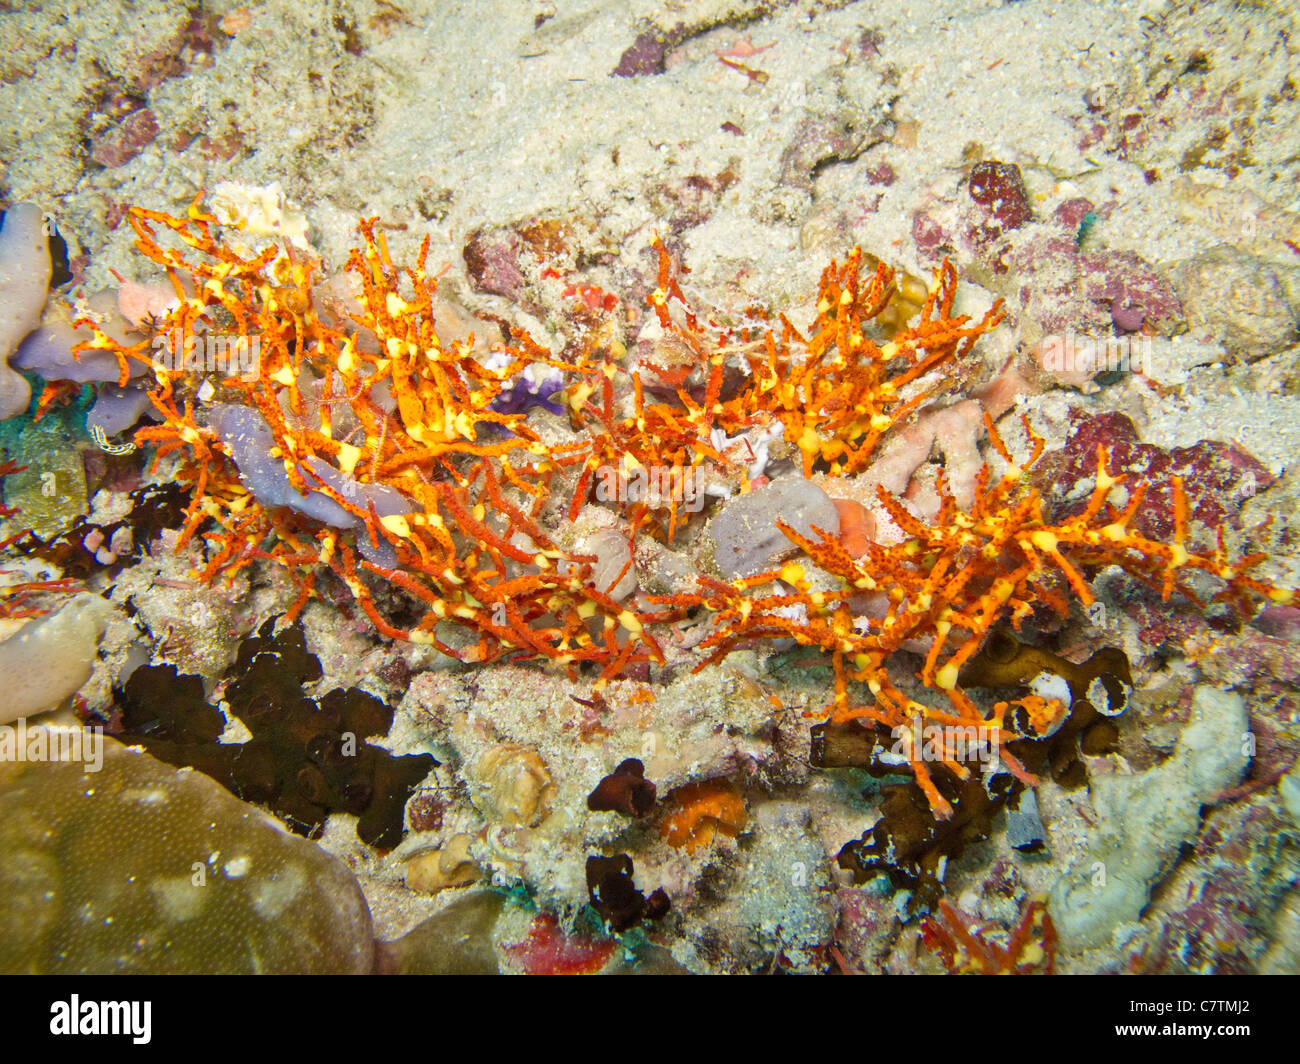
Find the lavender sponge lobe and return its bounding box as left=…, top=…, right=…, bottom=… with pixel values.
left=0, top=203, right=53, bottom=420
left=210, top=403, right=413, bottom=566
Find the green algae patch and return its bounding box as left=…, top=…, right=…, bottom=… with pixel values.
left=0, top=404, right=89, bottom=540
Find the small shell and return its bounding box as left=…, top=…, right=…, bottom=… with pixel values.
left=476, top=744, right=555, bottom=828
left=580, top=528, right=637, bottom=600
left=405, top=834, right=480, bottom=893
left=219, top=8, right=252, bottom=35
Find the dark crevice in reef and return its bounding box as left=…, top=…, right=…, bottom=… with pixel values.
left=114, top=616, right=435, bottom=848
left=818, top=633, right=1132, bottom=912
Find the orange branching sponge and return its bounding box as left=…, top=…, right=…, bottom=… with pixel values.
left=563, top=348, right=734, bottom=542
left=723, top=247, right=1004, bottom=477
left=921, top=896, right=1056, bottom=974
left=73, top=200, right=668, bottom=677
left=660, top=777, right=748, bottom=854
left=32, top=380, right=83, bottom=422
left=562, top=237, right=752, bottom=541
left=665, top=414, right=1294, bottom=819
left=563, top=238, right=1001, bottom=540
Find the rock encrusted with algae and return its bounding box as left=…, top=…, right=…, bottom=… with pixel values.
left=1049, top=685, right=1250, bottom=951
left=0, top=735, right=374, bottom=974
left=0, top=404, right=91, bottom=540
left=735, top=801, right=836, bottom=969
left=1174, top=245, right=1298, bottom=361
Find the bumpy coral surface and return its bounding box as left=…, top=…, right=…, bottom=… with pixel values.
left=0, top=735, right=374, bottom=974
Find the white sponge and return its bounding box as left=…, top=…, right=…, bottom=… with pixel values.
left=0, top=594, right=115, bottom=724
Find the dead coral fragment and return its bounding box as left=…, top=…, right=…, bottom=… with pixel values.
left=405, top=835, right=480, bottom=893
left=475, top=742, right=554, bottom=828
